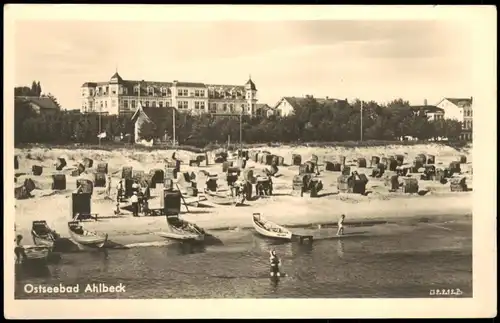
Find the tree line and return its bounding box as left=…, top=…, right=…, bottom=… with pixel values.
left=15, top=81, right=43, bottom=97
left=14, top=96, right=464, bottom=147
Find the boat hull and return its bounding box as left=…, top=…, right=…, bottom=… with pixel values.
left=252, top=214, right=293, bottom=240
left=32, top=233, right=55, bottom=248
left=204, top=191, right=236, bottom=206
left=68, top=231, right=108, bottom=249
left=160, top=217, right=206, bottom=241
left=22, top=246, right=50, bottom=262
left=157, top=230, right=204, bottom=241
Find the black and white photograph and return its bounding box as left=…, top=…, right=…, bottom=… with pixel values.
left=4, top=4, right=496, bottom=319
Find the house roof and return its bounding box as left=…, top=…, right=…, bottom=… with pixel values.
left=16, top=96, right=60, bottom=110
left=174, top=81, right=206, bottom=88
left=445, top=97, right=473, bottom=107
left=109, top=72, right=124, bottom=83
left=410, top=105, right=444, bottom=113
left=255, top=103, right=271, bottom=110
left=276, top=96, right=346, bottom=110
left=130, top=102, right=172, bottom=124
left=245, top=78, right=257, bottom=91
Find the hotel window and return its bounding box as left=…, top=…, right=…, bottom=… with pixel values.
left=123, top=88, right=128, bottom=95
left=159, top=101, right=163, bottom=108
left=152, top=101, right=156, bottom=108
left=194, top=101, right=205, bottom=110
left=195, top=90, right=205, bottom=97
left=178, top=101, right=189, bottom=109
left=112, top=89, right=116, bottom=95
left=89, top=102, right=93, bottom=109
left=161, top=87, right=167, bottom=97
left=124, top=100, right=129, bottom=109
left=229, top=103, right=234, bottom=112
left=166, top=101, right=170, bottom=107
left=183, top=89, right=188, bottom=96
left=148, top=87, right=154, bottom=96
left=178, top=89, right=183, bottom=96
left=112, top=100, right=116, bottom=107
left=209, top=103, right=217, bottom=113
left=131, top=100, right=136, bottom=109
left=145, top=101, right=149, bottom=107
left=223, top=104, right=227, bottom=112
left=134, top=86, right=139, bottom=94
left=105, top=101, right=108, bottom=108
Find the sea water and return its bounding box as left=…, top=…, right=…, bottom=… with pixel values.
left=15, top=219, right=472, bottom=299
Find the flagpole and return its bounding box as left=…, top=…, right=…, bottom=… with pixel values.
left=239, top=111, right=242, bottom=151
left=360, top=101, right=363, bottom=142
left=173, top=108, right=176, bottom=147
left=98, top=104, right=102, bottom=146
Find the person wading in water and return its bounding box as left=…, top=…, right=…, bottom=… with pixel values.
left=337, top=214, right=346, bottom=236
left=14, top=234, right=26, bottom=264
left=269, top=250, right=281, bottom=277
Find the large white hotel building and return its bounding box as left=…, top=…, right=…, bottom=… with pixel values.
left=80, top=72, right=259, bottom=116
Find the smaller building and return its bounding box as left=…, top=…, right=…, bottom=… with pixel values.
left=436, top=97, right=473, bottom=141
left=273, top=95, right=345, bottom=117
left=15, top=96, right=60, bottom=114
left=130, top=102, right=172, bottom=143
left=255, top=103, right=273, bottom=117
left=409, top=105, right=445, bottom=121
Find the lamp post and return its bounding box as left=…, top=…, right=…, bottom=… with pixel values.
left=98, top=105, right=102, bottom=146
left=360, top=101, right=364, bottom=142
left=172, top=107, right=176, bottom=147
left=239, top=112, right=243, bottom=151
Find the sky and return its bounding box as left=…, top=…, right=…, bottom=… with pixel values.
left=14, top=19, right=475, bottom=110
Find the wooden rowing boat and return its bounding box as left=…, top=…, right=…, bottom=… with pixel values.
left=68, top=221, right=108, bottom=248
left=22, top=245, right=50, bottom=262
left=31, top=220, right=59, bottom=249
left=156, top=216, right=205, bottom=241
left=203, top=189, right=236, bottom=206
left=252, top=213, right=293, bottom=241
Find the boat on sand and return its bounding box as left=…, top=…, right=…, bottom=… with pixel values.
left=203, top=189, right=236, bottom=206
left=252, top=213, right=293, bottom=241
left=156, top=215, right=205, bottom=242
left=68, top=221, right=108, bottom=248
left=31, top=220, right=60, bottom=249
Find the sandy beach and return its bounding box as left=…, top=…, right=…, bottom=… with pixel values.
left=14, top=143, right=473, bottom=246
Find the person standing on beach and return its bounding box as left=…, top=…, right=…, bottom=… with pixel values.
left=105, top=175, right=112, bottom=198
left=132, top=180, right=140, bottom=196
left=130, top=192, right=139, bottom=217
left=337, top=214, right=346, bottom=236
left=116, top=179, right=123, bottom=202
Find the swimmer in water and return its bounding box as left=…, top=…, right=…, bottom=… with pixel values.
left=337, top=214, right=346, bottom=236
left=269, top=250, right=281, bottom=277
